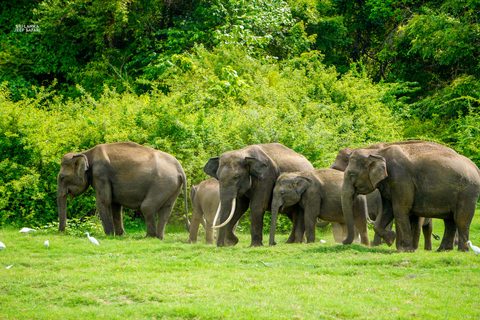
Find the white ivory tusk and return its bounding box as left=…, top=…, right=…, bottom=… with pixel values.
left=213, top=198, right=236, bottom=229
left=213, top=201, right=222, bottom=227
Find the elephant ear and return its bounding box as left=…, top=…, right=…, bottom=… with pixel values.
left=204, top=157, right=220, bottom=180
left=71, top=154, right=89, bottom=177
left=294, top=176, right=312, bottom=196
left=246, top=157, right=268, bottom=179
left=368, top=154, right=387, bottom=188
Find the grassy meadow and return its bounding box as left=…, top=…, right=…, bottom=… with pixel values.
left=1, top=212, right=480, bottom=320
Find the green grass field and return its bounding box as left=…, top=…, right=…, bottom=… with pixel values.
left=1, top=213, right=480, bottom=320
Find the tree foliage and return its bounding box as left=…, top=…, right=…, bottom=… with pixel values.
left=0, top=0, right=479, bottom=228
left=0, top=46, right=401, bottom=227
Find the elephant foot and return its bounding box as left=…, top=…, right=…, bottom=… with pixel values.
left=383, top=231, right=396, bottom=247
left=269, top=241, right=277, bottom=246
left=397, top=246, right=415, bottom=253
left=225, top=234, right=239, bottom=246
left=436, top=246, right=453, bottom=252
left=249, top=241, right=264, bottom=247
left=145, top=233, right=158, bottom=238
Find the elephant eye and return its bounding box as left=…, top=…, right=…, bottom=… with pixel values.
left=348, top=172, right=357, bottom=181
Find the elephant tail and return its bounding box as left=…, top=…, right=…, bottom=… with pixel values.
left=182, top=172, right=190, bottom=232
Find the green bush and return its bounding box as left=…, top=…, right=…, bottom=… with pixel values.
left=0, top=46, right=402, bottom=230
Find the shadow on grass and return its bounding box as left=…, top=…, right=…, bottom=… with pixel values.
left=304, top=244, right=395, bottom=254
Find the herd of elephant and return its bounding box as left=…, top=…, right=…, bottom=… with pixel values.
left=57, top=140, right=480, bottom=252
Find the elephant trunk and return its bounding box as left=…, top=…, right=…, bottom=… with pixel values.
left=57, top=191, right=68, bottom=232
left=341, top=183, right=357, bottom=245
left=212, top=198, right=236, bottom=229
left=269, top=199, right=282, bottom=245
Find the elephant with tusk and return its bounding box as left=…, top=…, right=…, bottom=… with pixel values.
left=204, top=143, right=314, bottom=247
left=57, top=142, right=189, bottom=238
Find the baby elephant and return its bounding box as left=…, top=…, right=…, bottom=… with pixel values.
left=270, top=168, right=370, bottom=246
left=188, top=178, right=221, bottom=244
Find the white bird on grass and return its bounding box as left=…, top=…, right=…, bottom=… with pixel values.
left=19, top=227, right=36, bottom=233
left=467, top=240, right=480, bottom=255
left=44, top=240, right=49, bottom=248
left=0, top=241, right=5, bottom=250
left=320, top=240, right=327, bottom=244
left=85, top=232, right=99, bottom=245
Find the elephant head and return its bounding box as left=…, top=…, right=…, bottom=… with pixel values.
left=330, top=147, right=354, bottom=171
left=341, top=150, right=387, bottom=244
left=269, top=174, right=311, bottom=245
left=57, top=153, right=90, bottom=231
left=204, top=152, right=270, bottom=229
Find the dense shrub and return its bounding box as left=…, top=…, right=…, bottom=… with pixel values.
left=0, top=46, right=402, bottom=229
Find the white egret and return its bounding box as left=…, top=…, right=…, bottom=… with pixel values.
left=467, top=241, right=480, bottom=254
left=44, top=240, right=49, bottom=248
left=6, top=265, right=13, bottom=269
left=19, top=227, right=36, bottom=233
left=85, top=232, right=99, bottom=245
left=320, top=240, right=327, bottom=244
left=0, top=241, right=5, bottom=250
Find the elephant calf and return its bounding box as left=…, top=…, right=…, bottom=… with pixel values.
left=188, top=178, right=220, bottom=244
left=270, top=168, right=370, bottom=246
left=57, top=142, right=188, bottom=238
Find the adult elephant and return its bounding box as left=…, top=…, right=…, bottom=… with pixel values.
left=331, top=141, right=440, bottom=250
left=340, top=141, right=480, bottom=252
left=269, top=169, right=370, bottom=246
left=57, top=142, right=189, bottom=238
left=204, top=143, right=314, bottom=247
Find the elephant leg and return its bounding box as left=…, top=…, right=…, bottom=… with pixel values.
left=353, top=196, right=370, bottom=246
left=294, top=207, right=306, bottom=243
left=437, top=218, right=457, bottom=252
left=93, top=179, right=115, bottom=235
left=392, top=196, right=415, bottom=252
left=112, top=203, right=125, bottom=236
left=156, top=200, right=177, bottom=240
left=373, top=199, right=395, bottom=246
left=372, top=233, right=383, bottom=246
left=332, top=223, right=344, bottom=243
left=454, top=197, right=476, bottom=252
left=188, top=208, right=203, bottom=244
left=205, top=220, right=215, bottom=245
left=249, top=202, right=267, bottom=247
left=410, top=216, right=422, bottom=250
left=304, top=200, right=320, bottom=243
left=285, top=210, right=295, bottom=244
left=422, top=218, right=433, bottom=251
left=224, top=197, right=249, bottom=246
left=141, top=201, right=160, bottom=238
